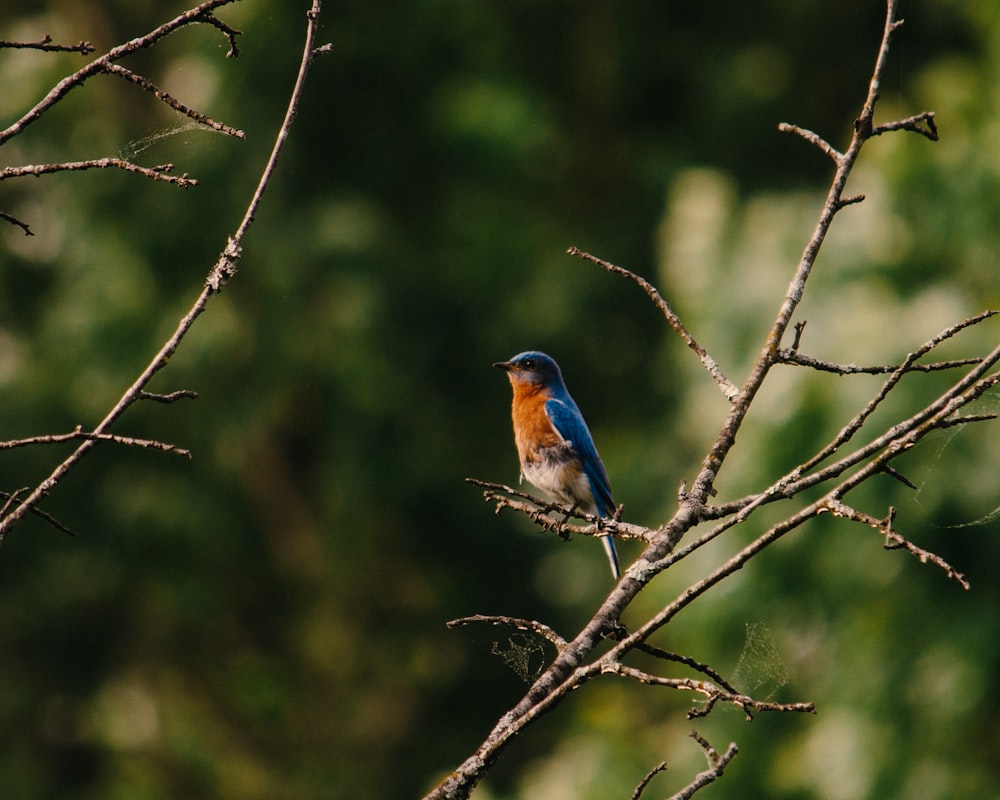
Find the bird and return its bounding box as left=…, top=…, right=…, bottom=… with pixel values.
left=493, top=351, right=621, bottom=579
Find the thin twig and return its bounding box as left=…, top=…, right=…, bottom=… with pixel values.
left=194, top=10, right=242, bottom=58
left=798, top=311, right=998, bottom=473
left=139, top=389, right=199, bottom=403
left=711, top=320, right=1000, bottom=522
left=0, top=489, right=75, bottom=536
left=880, top=464, right=917, bottom=490
left=568, top=247, right=739, bottom=401
left=1, top=159, right=197, bottom=187
left=447, top=615, right=568, bottom=649
left=0, top=34, right=95, bottom=54
left=836, top=194, right=866, bottom=210
left=824, top=499, right=970, bottom=588
left=779, top=351, right=986, bottom=375
left=631, top=761, right=668, bottom=800
left=937, top=413, right=997, bottom=429
left=704, top=342, right=1000, bottom=549
left=0, top=430, right=191, bottom=458
left=777, top=122, right=842, bottom=162
left=602, top=663, right=815, bottom=719
left=779, top=309, right=996, bottom=377
left=666, top=735, right=738, bottom=800
left=871, top=111, right=938, bottom=141
left=0, top=210, right=33, bottom=236
left=101, top=63, right=245, bottom=138
left=466, top=477, right=652, bottom=542
left=0, top=489, right=23, bottom=519
left=631, top=640, right=739, bottom=694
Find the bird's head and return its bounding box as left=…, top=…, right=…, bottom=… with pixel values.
left=493, top=351, right=565, bottom=389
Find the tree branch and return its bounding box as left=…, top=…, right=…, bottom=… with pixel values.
left=631, top=761, right=668, bottom=800
left=0, top=0, right=327, bottom=542
left=0, top=34, right=95, bottom=54
left=568, top=246, right=739, bottom=401
left=466, top=478, right=652, bottom=542
left=871, top=111, right=938, bottom=140
left=0, top=210, right=33, bottom=236
left=824, top=500, right=970, bottom=589
left=667, top=733, right=738, bottom=800
left=1, top=159, right=197, bottom=187
left=777, top=122, right=842, bottom=162
left=601, top=663, right=815, bottom=720
left=0, top=488, right=74, bottom=536
left=101, top=62, right=245, bottom=138
left=684, top=0, right=913, bottom=508
left=0, top=429, right=192, bottom=458
left=446, top=615, right=568, bottom=649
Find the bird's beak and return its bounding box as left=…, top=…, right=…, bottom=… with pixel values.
left=493, top=361, right=514, bottom=372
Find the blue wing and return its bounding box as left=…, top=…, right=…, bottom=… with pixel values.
left=544, top=397, right=615, bottom=517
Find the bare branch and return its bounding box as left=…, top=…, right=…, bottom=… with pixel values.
left=568, top=247, right=739, bottom=401
left=0, top=489, right=74, bottom=536
left=0, top=429, right=191, bottom=458
left=139, top=389, right=199, bottom=404
left=778, top=310, right=997, bottom=377
left=880, top=464, right=918, bottom=490
left=707, top=337, right=1000, bottom=543
left=194, top=10, right=242, bottom=58
left=0, top=210, right=33, bottom=236
left=853, top=5, right=905, bottom=139
left=101, top=63, right=245, bottom=139
left=466, top=478, right=653, bottom=542
left=824, top=500, right=970, bottom=589
left=0, top=34, right=95, bottom=54
left=777, top=122, right=842, bottom=161
left=0, top=488, right=24, bottom=518
left=871, top=111, right=938, bottom=141
left=666, top=734, right=738, bottom=800
left=446, top=615, right=568, bottom=649
left=835, top=194, right=866, bottom=210
left=630, top=640, right=739, bottom=695
left=602, top=663, right=815, bottom=719
left=797, top=311, right=999, bottom=474
left=937, top=412, right=998, bottom=429
left=778, top=351, right=986, bottom=375
left=426, top=4, right=985, bottom=799
left=1, top=159, right=197, bottom=187
left=631, top=761, right=668, bottom=800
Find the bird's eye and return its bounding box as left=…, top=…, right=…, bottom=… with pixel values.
left=522, top=358, right=536, bottom=370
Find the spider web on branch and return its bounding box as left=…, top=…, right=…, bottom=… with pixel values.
left=731, top=621, right=789, bottom=700
left=907, top=391, right=1000, bottom=529
left=490, top=632, right=550, bottom=683
left=119, top=120, right=224, bottom=161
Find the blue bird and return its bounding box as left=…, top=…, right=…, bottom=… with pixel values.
left=494, top=351, right=621, bottom=579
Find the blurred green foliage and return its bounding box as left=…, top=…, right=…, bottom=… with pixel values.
left=0, top=1, right=998, bottom=798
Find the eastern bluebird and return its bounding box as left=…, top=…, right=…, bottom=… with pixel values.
left=494, top=351, right=621, bottom=579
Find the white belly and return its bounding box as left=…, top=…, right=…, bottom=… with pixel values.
left=522, top=451, right=597, bottom=515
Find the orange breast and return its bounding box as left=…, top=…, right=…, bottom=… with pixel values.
left=510, top=382, right=562, bottom=464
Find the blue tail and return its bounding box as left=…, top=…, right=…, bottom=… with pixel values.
left=601, top=534, right=620, bottom=579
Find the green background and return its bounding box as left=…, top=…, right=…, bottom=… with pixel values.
left=1, top=1, right=998, bottom=798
